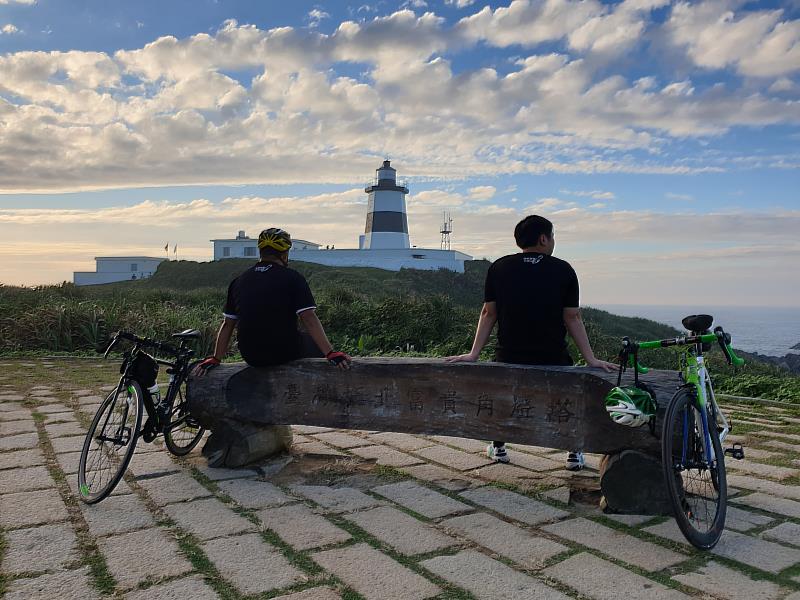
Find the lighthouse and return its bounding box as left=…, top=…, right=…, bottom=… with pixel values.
left=360, top=160, right=410, bottom=249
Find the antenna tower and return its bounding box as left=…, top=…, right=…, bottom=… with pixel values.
left=440, top=211, right=453, bottom=250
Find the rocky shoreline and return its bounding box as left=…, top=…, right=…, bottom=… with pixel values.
left=743, top=347, right=800, bottom=375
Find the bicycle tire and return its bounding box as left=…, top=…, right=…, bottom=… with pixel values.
left=662, top=386, right=727, bottom=549
left=164, top=362, right=205, bottom=456
left=78, top=381, right=143, bottom=504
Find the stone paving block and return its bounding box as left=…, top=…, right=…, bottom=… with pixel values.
left=764, top=440, right=800, bottom=452
left=429, top=435, right=489, bottom=453
left=345, top=506, right=456, bottom=555
left=80, top=493, right=156, bottom=537
left=164, top=497, right=256, bottom=541
left=138, top=471, right=212, bottom=506
left=129, top=449, right=181, bottom=477
left=313, top=542, right=440, bottom=600
left=217, top=477, right=292, bottom=509
left=292, top=485, right=384, bottom=513
left=0, top=448, right=45, bottom=470
left=727, top=474, right=800, bottom=500
left=400, top=463, right=475, bottom=491
left=3, top=567, right=100, bottom=600
left=0, top=409, right=33, bottom=422
left=34, top=403, right=72, bottom=414
left=421, top=549, right=569, bottom=600
left=67, top=472, right=133, bottom=497
left=187, top=458, right=259, bottom=480
left=273, top=588, right=340, bottom=600
left=373, top=480, right=473, bottom=518
left=369, top=432, right=436, bottom=451
left=0, top=488, right=69, bottom=528
left=202, top=532, right=305, bottom=595
left=413, top=444, right=493, bottom=471
left=257, top=503, right=351, bottom=550
left=49, top=435, right=86, bottom=454
left=98, top=527, right=193, bottom=589
left=672, top=561, right=784, bottom=600
left=0, top=432, right=39, bottom=451
left=505, top=451, right=564, bottom=472
left=761, top=521, right=800, bottom=547
left=644, top=521, right=800, bottom=573
left=0, top=419, right=37, bottom=436
left=125, top=574, right=220, bottom=600
left=442, top=511, right=567, bottom=568
left=42, top=411, right=78, bottom=424
left=545, top=552, right=688, bottom=600
left=728, top=460, right=799, bottom=480
left=733, top=492, right=800, bottom=518
left=726, top=505, right=775, bottom=531
left=312, top=431, right=373, bottom=448
left=43, top=421, right=86, bottom=438
left=471, top=462, right=545, bottom=485
left=349, top=444, right=423, bottom=467
left=291, top=425, right=334, bottom=434
left=542, top=486, right=570, bottom=504
left=543, top=518, right=686, bottom=571
left=77, top=395, right=104, bottom=404
left=461, top=486, right=568, bottom=526
left=759, top=431, right=800, bottom=442
left=0, top=395, right=25, bottom=403
left=292, top=440, right=348, bottom=457
left=602, top=513, right=657, bottom=526
left=3, top=523, right=80, bottom=574
left=0, top=465, right=55, bottom=493
left=739, top=447, right=781, bottom=460
left=54, top=451, right=82, bottom=475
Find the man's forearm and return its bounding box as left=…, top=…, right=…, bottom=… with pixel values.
left=300, top=311, right=334, bottom=356
left=469, top=307, right=497, bottom=357
left=565, top=314, right=597, bottom=362
left=212, top=321, right=235, bottom=360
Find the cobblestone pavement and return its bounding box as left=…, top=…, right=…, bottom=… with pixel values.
left=3, top=358, right=800, bottom=599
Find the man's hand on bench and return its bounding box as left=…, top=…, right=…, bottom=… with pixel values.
left=193, top=356, right=221, bottom=377
left=585, top=357, right=617, bottom=372
left=326, top=350, right=352, bottom=371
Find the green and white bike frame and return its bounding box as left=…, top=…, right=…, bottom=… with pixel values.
left=625, top=327, right=744, bottom=464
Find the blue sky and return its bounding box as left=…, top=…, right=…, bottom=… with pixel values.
left=0, top=0, right=798, bottom=305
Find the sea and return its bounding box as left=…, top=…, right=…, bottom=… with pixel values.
left=596, top=305, right=800, bottom=358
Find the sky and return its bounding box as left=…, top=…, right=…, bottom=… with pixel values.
left=0, top=0, right=798, bottom=306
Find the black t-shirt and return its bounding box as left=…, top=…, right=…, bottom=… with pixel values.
left=223, top=263, right=316, bottom=367
left=484, top=252, right=579, bottom=365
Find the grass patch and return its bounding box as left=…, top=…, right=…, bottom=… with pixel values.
left=173, top=529, right=240, bottom=600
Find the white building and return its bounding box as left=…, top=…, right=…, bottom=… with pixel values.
left=211, top=161, right=472, bottom=273
left=74, top=257, right=164, bottom=286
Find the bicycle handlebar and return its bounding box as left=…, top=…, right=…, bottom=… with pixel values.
left=104, top=331, right=182, bottom=358
left=619, top=326, right=744, bottom=372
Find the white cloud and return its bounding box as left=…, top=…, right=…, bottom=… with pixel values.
left=307, top=9, right=330, bottom=28
left=468, top=185, right=496, bottom=200
left=0, top=8, right=798, bottom=193
left=665, top=192, right=693, bottom=201
left=666, top=1, right=800, bottom=77
left=446, top=0, right=476, bottom=7
left=560, top=189, right=615, bottom=200
left=1, top=23, right=19, bottom=34
left=0, top=0, right=36, bottom=4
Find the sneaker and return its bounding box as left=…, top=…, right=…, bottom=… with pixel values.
left=566, top=452, right=585, bottom=471
left=486, top=443, right=510, bottom=464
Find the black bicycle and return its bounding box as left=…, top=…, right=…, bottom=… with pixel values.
left=78, top=330, right=205, bottom=504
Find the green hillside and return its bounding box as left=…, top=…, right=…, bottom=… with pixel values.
left=2, top=258, right=798, bottom=401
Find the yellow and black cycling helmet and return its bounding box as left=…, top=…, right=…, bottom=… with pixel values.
left=257, top=228, right=292, bottom=253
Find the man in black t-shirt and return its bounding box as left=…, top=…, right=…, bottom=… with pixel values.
left=195, top=228, right=350, bottom=373
left=447, top=215, right=614, bottom=469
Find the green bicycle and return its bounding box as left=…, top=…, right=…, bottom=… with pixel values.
left=605, top=314, right=745, bottom=550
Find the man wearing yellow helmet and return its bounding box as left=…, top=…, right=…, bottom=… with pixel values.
left=196, top=228, right=351, bottom=372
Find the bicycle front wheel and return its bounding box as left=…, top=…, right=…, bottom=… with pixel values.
left=164, top=364, right=205, bottom=456
left=78, top=381, right=143, bottom=504
left=662, top=387, right=727, bottom=549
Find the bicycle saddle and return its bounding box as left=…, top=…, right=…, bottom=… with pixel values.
left=682, top=314, right=713, bottom=333
left=172, top=329, right=201, bottom=339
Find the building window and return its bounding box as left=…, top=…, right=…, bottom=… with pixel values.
left=223, top=247, right=230, bottom=257
left=244, top=246, right=256, bottom=257
left=131, top=263, right=138, bottom=272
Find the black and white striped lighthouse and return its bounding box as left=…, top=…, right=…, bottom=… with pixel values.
left=361, top=160, right=410, bottom=249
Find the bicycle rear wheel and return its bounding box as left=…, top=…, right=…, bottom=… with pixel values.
left=164, top=364, right=205, bottom=456
left=662, top=387, right=727, bottom=549
left=78, top=381, right=143, bottom=504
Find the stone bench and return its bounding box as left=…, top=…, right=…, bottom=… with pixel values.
left=187, top=358, right=681, bottom=514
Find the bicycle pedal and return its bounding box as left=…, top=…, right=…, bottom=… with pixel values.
left=724, top=443, right=745, bottom=460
